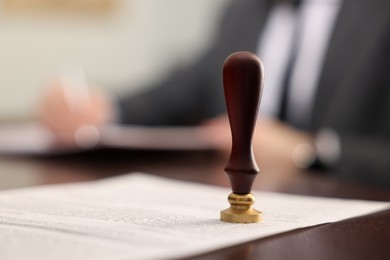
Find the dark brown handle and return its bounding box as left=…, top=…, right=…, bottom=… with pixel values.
left=223, top=51, right=264, bottom=194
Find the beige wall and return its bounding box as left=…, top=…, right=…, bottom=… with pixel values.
left=0, top=0, right=229, bottom=120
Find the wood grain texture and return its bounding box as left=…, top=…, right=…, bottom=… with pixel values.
left=223, top=51, right=264, bottom=194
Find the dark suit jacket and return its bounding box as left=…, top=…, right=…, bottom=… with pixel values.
left=118, top=0, right=390, bottom=184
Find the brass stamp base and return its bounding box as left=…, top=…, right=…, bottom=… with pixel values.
left=220, top=193, right=262, bottom=223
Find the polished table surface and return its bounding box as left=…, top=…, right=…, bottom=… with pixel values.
left=0, top=149, right=389, bottom=260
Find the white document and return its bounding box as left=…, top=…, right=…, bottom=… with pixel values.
left=0, top=173, right=388, bottom=260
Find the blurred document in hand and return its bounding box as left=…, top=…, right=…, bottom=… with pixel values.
left=0, top=123, right=221, bottom=155
left=0, top=173, right=388, bottom=260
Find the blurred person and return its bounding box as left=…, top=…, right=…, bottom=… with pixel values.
left=38, top=0, right=390, bottom=185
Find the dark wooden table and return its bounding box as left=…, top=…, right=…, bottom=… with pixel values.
left=0, top=149, right=389, bottom=260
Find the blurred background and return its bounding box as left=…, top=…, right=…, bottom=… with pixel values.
left=0, top=0, right=229, bottom=121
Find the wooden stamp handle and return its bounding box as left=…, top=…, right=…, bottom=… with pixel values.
left=223, top=52, right=264, bottom=194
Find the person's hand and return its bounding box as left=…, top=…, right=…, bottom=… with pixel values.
left=37, top=80, right=115, bottom=148
left=253, top=118, right=314, bottom=173
left=202, top=115, right=315, bottom=174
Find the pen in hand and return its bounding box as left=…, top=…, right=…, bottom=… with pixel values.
left=38, top=61, right=115, bottom=150
left=38, top=65, right=101, bottom=149
left=58, top=65, right=101, bottom=149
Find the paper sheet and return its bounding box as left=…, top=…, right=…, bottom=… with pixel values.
left=0, top=173, right=388, bottom=260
